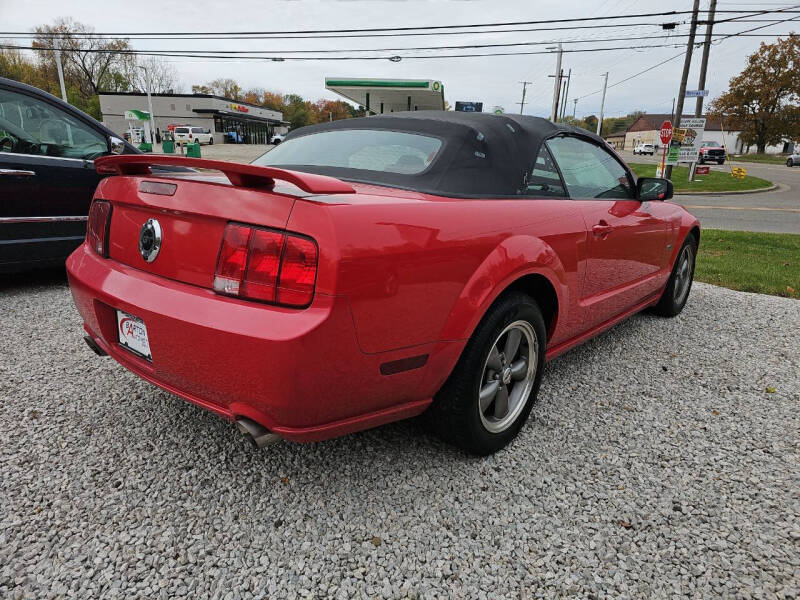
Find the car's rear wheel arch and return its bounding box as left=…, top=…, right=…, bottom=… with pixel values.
left=501, top=273, right=558, bottom=342
left=689, top=225, right=701, bottom=248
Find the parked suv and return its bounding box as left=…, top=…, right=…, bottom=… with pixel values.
left=633, top=143, right=655, bottom=155
left=698, top=141, right=726, bottom=164
left=174, top=126, right=214, bottom=145
left=787, top=153, right=799, bottom=167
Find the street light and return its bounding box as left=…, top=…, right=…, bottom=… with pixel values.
left=137, top=65, right=156, bottom=146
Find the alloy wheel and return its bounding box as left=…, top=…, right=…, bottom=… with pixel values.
left=478, top=320, right=537, bottom=433
left=673, top=245, right=694, bottom=305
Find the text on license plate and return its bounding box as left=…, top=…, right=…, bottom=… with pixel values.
left=116, top=310, right=152, bottom=360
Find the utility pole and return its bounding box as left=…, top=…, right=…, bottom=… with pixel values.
left=671, top=97, right=676, bottom=123
left=596, top=72, right=608, bottom=136
left=549, top=43, right=563, bottom=122
left=553, top=69, right=564, bottom=121
left=54, top=37, right=68, bottom=103
left=517, top=81, right=533, bottom=114
left=695, top=0, right=716, bottom=116
left=573, top=98, right=578, bottom=118
left=560, top=68, right=572, bottom=121
left=665, top=0, right=701, bottom=180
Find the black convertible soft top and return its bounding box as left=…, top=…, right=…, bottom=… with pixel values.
left=270, top=111, right=609, bottom=198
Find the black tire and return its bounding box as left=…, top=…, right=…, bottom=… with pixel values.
left=698, top=157, right=705, bottom=165
left=194, top=138, right=200, bottom=145
left=652, top=233, right=698, bottom=317
left=788, top=159, right=794, bottom=167
left=718, top=159, right=725, bottom=165
left=424, top=292, right=547, bottom=455
left=209, top=137, right=214, bottom=145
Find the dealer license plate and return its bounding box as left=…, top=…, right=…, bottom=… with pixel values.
left=116, top=310, right=152, bottom=361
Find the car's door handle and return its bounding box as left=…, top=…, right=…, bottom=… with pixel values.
left=592, top=222, right=613, bottom=237
left=0, top=169, right=36, bottom=177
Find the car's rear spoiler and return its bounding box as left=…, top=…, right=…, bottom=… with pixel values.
left=95, top=155, right=356, bottom=195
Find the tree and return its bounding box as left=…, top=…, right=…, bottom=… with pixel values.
left=191, top=78, right=242, bottom=100
left=32, top=19, right=135, bottom=99
left=127, top=57, right=179, bottom=94
left=308, top=99, right=355, bottom=123
left=709, top=34, right=800, bottom=153
left=261, top=91, right=285, bottom=112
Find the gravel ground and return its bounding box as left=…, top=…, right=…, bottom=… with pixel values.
left=1, top=273, right=798, bottom=599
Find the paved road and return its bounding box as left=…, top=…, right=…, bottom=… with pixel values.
left=620, top=151, right=800, bottom=234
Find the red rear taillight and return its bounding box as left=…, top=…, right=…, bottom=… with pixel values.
left=277, top=236, right=318, bottom=306
left=214, top=223, right=318, bottom=307
left=241, top=229, right=284, bottom=302
left=213, top=224, right=251, bottom=295
left=86, top=200, right=112, bottom=257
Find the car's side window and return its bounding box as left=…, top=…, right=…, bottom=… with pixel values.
left=525, top=145, right=567, bottom=197
left=546, top=136, right=635, bottom=199
left=0, top=87, right=108, bottom=160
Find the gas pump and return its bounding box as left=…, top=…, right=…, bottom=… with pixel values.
left=124, top=109, right=153, bottom=149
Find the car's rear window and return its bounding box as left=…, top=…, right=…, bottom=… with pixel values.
left=253, top=129, right=443, bottom=175
left=175, top=127, right=189, bottom=133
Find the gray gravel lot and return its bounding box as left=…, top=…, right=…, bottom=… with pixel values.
left=1, top=274, right=798, bottom=599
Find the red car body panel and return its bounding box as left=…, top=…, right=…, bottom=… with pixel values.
left=67, top=155, right=699, bottom=442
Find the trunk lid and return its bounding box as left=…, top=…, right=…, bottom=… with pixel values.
left=94, top=155, right=354, bottom=289
left=103, top=176, right=299, bottom=288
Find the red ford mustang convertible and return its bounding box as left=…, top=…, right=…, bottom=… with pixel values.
left=67, top=113, right=699, bottom=455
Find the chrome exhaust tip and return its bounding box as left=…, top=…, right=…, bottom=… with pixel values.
left=236, top=418, right=281, bottom=448
left=83, top=335, right=108, bottom=357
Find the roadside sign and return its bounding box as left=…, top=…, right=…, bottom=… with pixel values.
left=493, top=106, right=505, bottom=114
left=695, top=165, right=710, bottom=175
left=685, top=90, right=709, bottom=97
left=666, top=117, right=706, bottom=165
left=658, top=120, right=672, bottom=179
left=455, top=101, right=483, bottom=112
left=660, top=120, right=673, bottom=145
left=731, top=166, right=747, bottom=179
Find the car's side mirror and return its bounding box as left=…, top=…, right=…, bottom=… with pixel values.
left=108, top=136, right=125, bottom=155
left=637, top=177, right=673, bottom=201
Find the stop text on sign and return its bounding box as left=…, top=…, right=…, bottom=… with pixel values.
left=660, top=120, right=673, bottom=145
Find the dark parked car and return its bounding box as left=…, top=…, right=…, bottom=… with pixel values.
left=0, top=77, right=140, bottom=273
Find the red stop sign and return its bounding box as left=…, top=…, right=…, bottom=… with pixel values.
left=660, top=120, right=673, bottom=145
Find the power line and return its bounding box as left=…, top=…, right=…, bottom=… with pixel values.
left=0, top=22, right=685, bottom=41
left=0, top=15, right=791, bottom=42
left=6, top=9, right=798, bottom=39
left=0, top=10, right=705, bottom=37
left=1, top=41, right=702, bottom=61
left=572, top=11, right=799, bottom=102
left=5, top=32, right=789, bottom=57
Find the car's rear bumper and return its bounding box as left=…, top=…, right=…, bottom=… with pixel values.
left=66, top=244, right=447, bottom=441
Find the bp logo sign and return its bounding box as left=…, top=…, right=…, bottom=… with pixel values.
left=432, top=81, right=441, bottom=92
left=124, top=109, right=151, bottom=121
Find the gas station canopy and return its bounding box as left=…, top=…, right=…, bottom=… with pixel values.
left=325, top=78, right=445, bottom=114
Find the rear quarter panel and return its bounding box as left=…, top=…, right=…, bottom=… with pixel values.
left=288, top=194, right=588, bottom=355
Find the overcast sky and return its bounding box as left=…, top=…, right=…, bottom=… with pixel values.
left=1, top=0, right=797, bottom=119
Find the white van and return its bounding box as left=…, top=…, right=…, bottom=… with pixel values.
left=173, top=126, right=214, bottom=145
